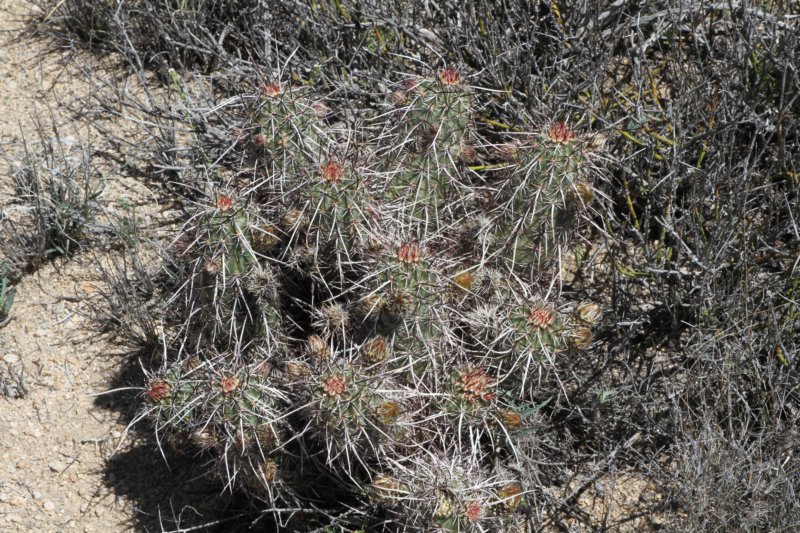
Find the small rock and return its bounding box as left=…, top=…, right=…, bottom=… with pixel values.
left=32, top=491, right=42, bottom=500
left=6, top=514, right=21, bottom=523
left=15, top=461, right=28, bottom=470
left=43, top=500, right=55, bottom=512
left=110, top=430, right=122, bottom=439
left=0, top=493, right=10, bottom=503
left=48, top=461, right=66, bottom=472
left=2, top=353, right=19, bottom=364
left=68, top=472, right=78, bottom=483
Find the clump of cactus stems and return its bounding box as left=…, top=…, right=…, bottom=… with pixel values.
left=140, top=67, right=607, bottom=529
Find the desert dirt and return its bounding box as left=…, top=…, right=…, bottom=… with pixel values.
left=0, top=2, right=664, bottom=532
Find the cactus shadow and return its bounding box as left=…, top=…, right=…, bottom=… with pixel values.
left=103, top=444, right=261, bottom=532
left=92, top=347, right=154, bottom=428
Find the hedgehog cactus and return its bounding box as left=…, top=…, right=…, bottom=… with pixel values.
left=143, top=359, right=289, bottom=462
left=446, top=367, right=497, bottom=417
left=174, top=191, right=284, bottom=346
left=300, top=157, right=374, bottom=273
left=378, top=68, right=475, bottom=239
left=253, top=86, right=376, bottom=289
left=138, top=68, right=608, bottom=530
left=373, top=455, right=526, bottom=531
left=305, top=358, right=405, bottom=474
left=492, top=122, right=600, bottom=272
left=253, top=82, right=327, bottom=177
left=365, top=239, right=442, bottom=340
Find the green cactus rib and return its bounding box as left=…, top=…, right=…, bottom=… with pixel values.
left=307, top=363, right=404, bottom=470
left=183, top=198, right=283, bottom=345
left=254, top=86, right=327, bottom=177
left=355, top=241, right=445, bottom=378
left=372, top=454, right=526, bottom=531
left=303, top=161, right=373, bottom=262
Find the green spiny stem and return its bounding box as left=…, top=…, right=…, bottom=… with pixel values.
left=139, top=67, right=614, bottom=526
left=255, top=84, right=327, bottom=176
left=364, top=241, right=441, bottom=340
left=307, top=362, right=403, bottom=473
left=490, top=126, right=593, bottom=271
left=378, top=72, right=475, bottom=239
left=303, top=159, right=373, bottom=262
left=177, top=195, right=286, bottom=346
left=144, top=361, right=289, bottom=456
left=378, top=453, right=519, bottom=531
left=501, top=304, right=567, bottom=395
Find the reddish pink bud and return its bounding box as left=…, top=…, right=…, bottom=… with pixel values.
left=321, top=160, right=344, bottom=184
left=465, top=500, right=482, bottom=522
left=528, top=306, right=556, bottom=329
left=459, top=368, right=496, bottom=403
left=439, top=66, right=461, bottom=85
left=548, top=122, right=576, bottom=143
left=219, top=375, right=240, bottom=396
left=322, top=374, right=347, bottom=397
left=215, top=195, right=234, bottom=210
left=396, top=241, right=422, bottom=264
left=261, top=82, right=281, bottom=98
left=146, top=381, right=170, bottom=402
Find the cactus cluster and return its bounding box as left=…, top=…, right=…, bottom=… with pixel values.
left=142, top=67, right=606, bottom=530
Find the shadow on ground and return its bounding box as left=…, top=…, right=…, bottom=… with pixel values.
left=94, top=351, right=268, bottom=532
